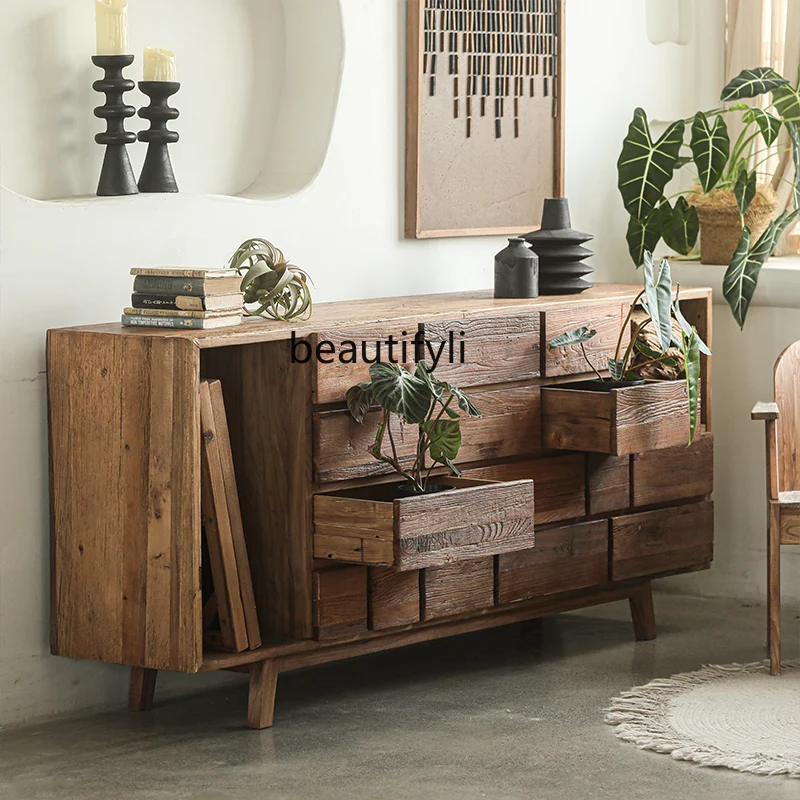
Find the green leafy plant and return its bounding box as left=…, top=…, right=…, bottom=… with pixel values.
left=346, top=362, right=482, bottom=494
left=618, top=66, right=800, bottom=328
left=547, top=252, right=710, bottom=444
left=228, top=238, right=313, bottom=321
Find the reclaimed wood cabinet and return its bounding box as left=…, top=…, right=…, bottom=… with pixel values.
left=47, top=286, right=714, bottom=729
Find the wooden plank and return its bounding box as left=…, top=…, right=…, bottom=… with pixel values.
left=542, top=303, right=628, bottom=377
left=751, top=402, right=779, bottom=420
left=423, top=314, right=540, bottom=387
left=465, top=455, right=585, bottom=524
left=632, top=434, right=713, bottom=507
left=611, top=501, right=714, bottom=581
left=369, top=568, right=421, bottom=631
left=496, top=520, right=608, bottom=603
left=313, top=325, right=416, bottom=405
left=314, top=385, right=541, bottom=483
left=48, top=331, right=202, bottom=673
left=774, top=341, right=800, bottom=493
left=202, top=340, right=314, bottom=643
left=200, top=381, right=249, bottom=652
left=422, top=559, right=494, bottom=621
left=208, top=380, right=261, bottom=649
left=57, top=287, right=713, bottom=349
left=313, top=567, right=368, bottom=641
left=587, top=454, right=631, bottom=516
left=313, top=495, right=394, bottom=536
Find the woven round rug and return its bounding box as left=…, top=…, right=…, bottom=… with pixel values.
left=605, top=660, right=800, bottom=777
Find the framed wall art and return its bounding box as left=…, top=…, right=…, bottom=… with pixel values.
left=405, top=0, right=565, bottom=239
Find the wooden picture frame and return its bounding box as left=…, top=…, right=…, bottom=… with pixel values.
left=405, top=0, right=566, bottom=239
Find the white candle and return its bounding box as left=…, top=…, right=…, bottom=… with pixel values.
left=95, top=0, right=129, bottom=56
left=143, top=47, right=177, bottom=82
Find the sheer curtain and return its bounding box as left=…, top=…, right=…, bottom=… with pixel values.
left=726, top=0, right=799, bottom=253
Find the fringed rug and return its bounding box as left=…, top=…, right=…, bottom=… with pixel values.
left=605, top=660, right=800, bottom=778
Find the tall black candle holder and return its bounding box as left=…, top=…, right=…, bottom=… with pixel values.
left=92, top=55, right=138, bottom=197
left=137, top=81, right=180, bottom=193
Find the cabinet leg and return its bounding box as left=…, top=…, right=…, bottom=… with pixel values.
left=248, top=660, right=279, bottom=729
left=629, top=583, right=657, bottom=641
left=129, top=667, right=158, bottom=712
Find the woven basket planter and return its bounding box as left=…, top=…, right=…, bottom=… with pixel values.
left=690, top=186, right=776, bottom=265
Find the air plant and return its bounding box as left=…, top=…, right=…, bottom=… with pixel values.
left=228, top=238, right=313, bottom=321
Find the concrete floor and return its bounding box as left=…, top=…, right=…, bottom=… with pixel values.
left=2, top=594, right=799, bottom=800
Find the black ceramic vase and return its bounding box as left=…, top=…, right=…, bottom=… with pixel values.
left=524, top=199, right=594, bottom=294
left=494, top=237, right=539, bottom=298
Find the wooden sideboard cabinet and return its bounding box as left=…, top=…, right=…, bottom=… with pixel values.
left=47, top=286, right=714, bottom=728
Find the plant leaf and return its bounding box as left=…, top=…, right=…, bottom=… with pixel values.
left=673, top=285, right=712, bottom=356
left=772, top=68, right=800, bottom=122
left=626, top=212, right=662, bottom=266
left=421, top=419, right=462, bottom=463
left=681, top=328, right=702, bottom=445
left=744, top=107, right=782, bottom=146
left=548, top=327, right=597, bottom=349
left=442, top=456, right=462, bottom=478
left=642, top=252, right=673, bottom=353
left=345, top=382, right=373, bottom=424
left=618, top=109, right=685, bottom=223
left=659, top=197, right=699, bottom=256
left=446, top=384, right=482, bottom=418
left=608, top=359, right=625, bottom=381
left=720, top=67, right=789, bottom=101
left=690, top=112, right=730, bottom=193
left=788, top=122, right=800, bottom=211
left=415, top=360, right=444, bottom=398
left=734, top=169, right=757, bottom=217
left=368, top=363, right=432, bottom=424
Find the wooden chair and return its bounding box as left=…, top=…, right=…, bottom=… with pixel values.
left=752, top=341, right=800, bottom=675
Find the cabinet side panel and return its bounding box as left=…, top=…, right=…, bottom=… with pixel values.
left=48, top=332, right=201, bottom=672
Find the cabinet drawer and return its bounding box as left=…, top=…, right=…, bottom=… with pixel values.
left=497, top=520, right=608, bottom=603
left=611, top=501, right=714, bottom=581
left=314, top=385, right=541, bottom=483
left=422, top=558, right=494, bottom=621
left=542, top=303, right=629, bottom=377
left=313, top=478, right=535, bottom=571
left=632, top=434, right=713, bottom=507
left=464, top=454, right=585, bottom=524
left=422, top=314, right=540, bottom=387
left=369, top=568, right=421, bottom=631
left=588, top=454, right=631, bottom=516
left=312, top=325, right=415, bottom=405
left=313, top=566, right=368, bottom=641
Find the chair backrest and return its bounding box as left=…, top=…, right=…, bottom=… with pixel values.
left=774, top=340, right=800, bottom=493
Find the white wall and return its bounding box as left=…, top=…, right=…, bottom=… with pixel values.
left=0, top=0, right=726, bottom=727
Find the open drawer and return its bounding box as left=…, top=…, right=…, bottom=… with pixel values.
left=313, top=478, right=535, bottom=571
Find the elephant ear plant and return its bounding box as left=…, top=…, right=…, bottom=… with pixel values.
left=346, top=362, right=482, bottom=495
left=548, top=252, right=710, bottom=444
left=618, top=66, right=800, bottom=328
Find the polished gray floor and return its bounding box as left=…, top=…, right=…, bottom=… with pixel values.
left=2, top=594, right=799, bottom=799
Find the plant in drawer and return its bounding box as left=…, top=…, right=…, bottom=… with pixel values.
left=312, top=362, right=536, bottom=570
left=543, top=253, right=711, bottom=454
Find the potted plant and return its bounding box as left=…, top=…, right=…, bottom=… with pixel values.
left=541, top=253, right=711, bottom=456
left=311, top=362, right=536, bottom=571
left=618, top=66, right=800, bottom=328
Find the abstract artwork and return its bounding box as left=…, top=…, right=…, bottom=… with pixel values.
left=406, top=0, right=565, bottom=239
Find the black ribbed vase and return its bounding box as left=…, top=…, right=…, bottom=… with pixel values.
left=524, top=199, right=594, bottom=294
left=92, top=55, right=138, bottom=197
left=137, top=81, right=180, bottom=193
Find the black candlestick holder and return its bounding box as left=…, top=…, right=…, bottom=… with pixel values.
left=137, top=81, right=180, bottom=193
left=92, top=55, right=138, bottom=197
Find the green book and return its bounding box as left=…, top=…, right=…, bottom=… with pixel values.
left=121, top=313, right=241, bottom=330
left=132, top=274, right=241, bottom=296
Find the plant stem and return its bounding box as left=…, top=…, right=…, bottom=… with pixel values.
left=580, top=342, right=605, bottom=382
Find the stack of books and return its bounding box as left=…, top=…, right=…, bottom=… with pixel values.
left=122, top=268, right=244, bottom=330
